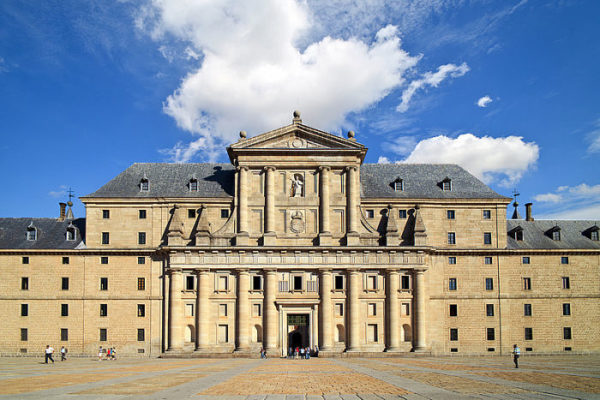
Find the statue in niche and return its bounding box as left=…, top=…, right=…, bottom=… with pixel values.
left=291, top=173, right=304, bottom=197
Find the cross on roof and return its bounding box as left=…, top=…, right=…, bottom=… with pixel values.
left=67, top=187, right=75, bottom=203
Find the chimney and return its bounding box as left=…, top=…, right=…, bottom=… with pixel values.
left=525, top=202, right=534, bottom=222
left=58, top=202, right=67, bottom=221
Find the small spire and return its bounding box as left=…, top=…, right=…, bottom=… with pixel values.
left=292, top=110, right=302, bottom=124
left=511, top=189, right=521, bottom=219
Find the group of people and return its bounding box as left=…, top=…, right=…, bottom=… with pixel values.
left=98, top=346, right=117, bottom=361
left=287, top=346, right=316, bottom=359
left=44, top=345, right=67, bottom=363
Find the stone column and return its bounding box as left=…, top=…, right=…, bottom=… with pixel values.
left=319, top=269, right=333, bottom=350
left=346, top=166, right=359, bottom=245
left=236, top=269, right=250, bottom=351
left=319, top=167, right=332, bottom=245
left=168, top=268, right=184, bottom=351
left=263, top=268, right=278, bottom=350
left=386, top=269, right=400, bottom=351
left=195, top=268, right=210, bottom=351
left=413, top=269, right=427, bottom=351
left=264, top=166, right=276, bottom=245
left=237, top=167, right=249, bottom=245
left=347, top=268, right=361, bottom=351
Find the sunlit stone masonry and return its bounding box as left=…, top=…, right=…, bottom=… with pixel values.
left=1, top=111, right=599, bottom=357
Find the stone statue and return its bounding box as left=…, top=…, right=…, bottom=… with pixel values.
left=291, top=174, right=304, bottom=197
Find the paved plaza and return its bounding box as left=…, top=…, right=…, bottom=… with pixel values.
left=0, top=355, right=599, bottom=399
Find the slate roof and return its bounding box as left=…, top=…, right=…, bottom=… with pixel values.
left=507, top=220, right=600, bottom=250
left=360, top=164, right=507, bottom=199
left=83, top=163, right=235, bottom=198
left=84, top=163, right=508, bottom=200
left=0, top=218, right=86, bottom=249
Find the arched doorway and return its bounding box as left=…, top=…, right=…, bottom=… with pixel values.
left=289, top=330, right=302, bottom=349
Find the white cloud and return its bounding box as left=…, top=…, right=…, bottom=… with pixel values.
left=397, top=62, right=469, bottom=113
left=137, top=0, right=468, bottom=162
left=49, top=185, right=68, bottom=198
left=534, top=183, right=600, bottom=220
left=586, top=118, right=600, bottom=154
left=401, top=133, right=539, bottom=187
left=477, top=95, right=492, bottom=107
left=377, top=156, right=391, bottom=164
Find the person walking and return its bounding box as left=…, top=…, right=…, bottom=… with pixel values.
left=98, top=346, right=103, bottom=361
left=111, top=347, right=116, bottom=360
left=300, top=347, right=305, bottom=359
left=305, top=346, right=310, bottom=359
left=44, top=345, right=54, bottom=364
left=60, top=346, right=67, bottom=361
left=512, top=344, right=521, bottom=368
left=288, top=346, right=292, bottom=359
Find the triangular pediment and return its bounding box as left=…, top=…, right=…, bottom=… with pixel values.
left=229, top=123, right=365, bottom=151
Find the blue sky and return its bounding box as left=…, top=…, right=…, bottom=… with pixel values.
left=1, top=0, right=599, bottom=220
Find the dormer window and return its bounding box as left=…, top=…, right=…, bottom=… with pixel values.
left=584, top=226, right=599, bottom=241
left=591, top=230, right=599, bottom=241
left=26, top=223, right=37, bottom=241
left=509, top=226, right=524, bottom=241
left=189, top=178, right=198, bottom=192
left=441, top=177, right=452, bottom=191
left=547, top=226, right=561, bottom=241
left=140, top=178, right=149, bottom=192
left=393, top=178, right=403, bottom=191
left=66, top=224, right=76, bottom=241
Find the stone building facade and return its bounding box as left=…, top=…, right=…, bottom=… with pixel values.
left=1, top=113, right=599, bottom=357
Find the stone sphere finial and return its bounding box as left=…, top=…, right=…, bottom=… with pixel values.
left=347, top=130, right=355, bottom=139
left=239, top=130, right=247, bottom=139
left=293, top=110, right=301, bottom=119
left=67, top=201, right=73, bottom=207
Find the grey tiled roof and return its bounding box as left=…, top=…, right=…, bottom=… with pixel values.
left=507, top=220, right=600, bottom=249
left=84, top=163, right=507, bottom=200
left=360, top=164, right=508, bottom=199
left=0, top=218, right=85, bottom=249
left=84, top=163, right=235, bottom=198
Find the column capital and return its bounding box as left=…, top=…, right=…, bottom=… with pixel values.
left=346, top=267, right=361, bottom=275
left=264, top=268, right=278, bottom=275
left=319, top=268, right=333, bottom=275
left=236, top=166, right=249, bottom=172
left=345, top=166, right=358, bottom=172
left=168, top=267, right=183, bottom=275
left=386, top=268, right=400, bottom=275
left=318, top=166, right=331, bottom=172
left=236, top=268, right=250, bottom=275
left=414, top=268, right=427, bottom=275
left=263, top=166, right=276, bottom=172
left=193, top=268, right=210, bottom=276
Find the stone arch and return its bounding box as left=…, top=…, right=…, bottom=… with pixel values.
left=253, top=324, right=262, bottom=343
left=402, top=324, right=412, bottom=342
left=335, top=324, right=345, bottom=342
left=185, top=325, right=195, bottom=343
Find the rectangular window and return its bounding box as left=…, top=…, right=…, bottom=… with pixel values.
left=368, top=303, right=377, bottom=316
left=101, top=256, right=109, bottom=264
left=592, top=230, right=599, bottom=241
left=185, top=304, right=194, bottom=316
left=221, top=209, right=229, bottom=219
left=137, top=304, right=146, bottom=317
left=138, top=278, right=146, bottom=291
left=367, top=324, right=378, bottom=342
left=449, top=278, right=457, bottom=291
left=403, top=303, right=410, bottom=316
left=483, top=232, right=492, bottom=245
left=398, top=209, right=407, bottom=219
left=61, top=277, right=69, bottom=290
left=61, top=328, right=68, bottom=341
left=450, top=328, right=458, bottom=341
left=524, top=303, right=532, bottom=316
left=401, top=275, right=410, bottom=290
left=99, top=329, right=107, bottom=342
left=563, top=327, right=572, bottom=340
left=100, top=277, right=108, bottom=291
left=21, top=277, right=29, bottom=290
left=366, top=209, right=374, bottom=218
left=334, top=275, right=344, bottom=290
left=335, top=303, right=344, bottom=316
left=218, top=325, right=228, bottom=343
left=22, top=256, right=29, bottom=264
left=252, top=276, right=262, bottom=291
left=21, top=328, right=28, bottom=341
left=448, top=256, right=456, bottom=265
left=553, top=231, right=561, bottom=241
left=562, top=277, right=570, bottom=289
left=61, top=304, right=68, bottom=317
left=483, top=210, right=491, bottom=219
left=487, top=328, right=495, bottom=341
left=447, top=210, right=455, bottom=219
left=253, top=303, right=262, bottom=317
left=524, top=327, right=533, bottom=340
left=366, top=275, right=377, bottom=291
left=448, top=232, right=456, bottom=245
left=21, top=304, right=28, bottom=316
left=139, top=209, right=147, bottom=219
left=219, top=304, right=228, bottom=317
left=138, top=232, right=146, bottom=245
left=293, top=275, right=303, bottom=291
left=561, top=256, right=569, bottom=264
left=137, top=329, right=145, bottom=342
left=563, top=303, right=571, bottom=316
left=449, top=304, right=457, bottom=316
left=184, top=276, right=194, bottom=291
left=62, top=256, right=69, bottom=265
left=188, top=209, right=196, bottom=219
left=100, top=304, right=107, bottom=317
left=486, top=304, right=494, bottom=316
left=218, top=275, right=228, bottom=291
left=522, top=256, right=530, bottom=264
left=523, top=277, right=531, bottom=290
left=137, top=257, right=145, bottom=265
left=484, top=256, right=493, bottom=265
left=102, top=210, right=110, bottom=219
left=485, top=278, right=494, bottom=291
left=101, top=232, right=109, bottom=245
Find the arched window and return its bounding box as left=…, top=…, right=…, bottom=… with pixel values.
left=140, top=175, right=149, bottom=192
left=189, top=178, right=198, bottom=192
left=403, top=324, right=412, bottom=342
left=26, top=223, right=37, bottom=241
left=66, top=224, right=76, bottom=241
left=336, top=324, right=345, bottom=343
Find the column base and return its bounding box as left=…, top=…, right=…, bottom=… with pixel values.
left=385, top=347, right=402, bottom=352
left=345, top=347, right=362, bottom=352
left=412, top=346, right=428, bottom=353
left=346, top=232, right=360, bottom=246
left=236, top=232, right=250, bottom=246
left=318, top=232, right=334, bottom=246
left=262, top=232, right=277, bottom=246
left=166, top=347, right=185, bottom=354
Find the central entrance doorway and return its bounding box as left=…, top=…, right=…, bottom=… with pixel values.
left=287, top=314, right=309, bottom=349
